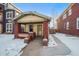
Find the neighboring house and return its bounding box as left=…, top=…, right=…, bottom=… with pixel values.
left=13, top=11, right=51, bottom=39
left=57, top=3, right=79, bottom=36
left=0, top=4, right=4, bottom=33
left=0, top=3, right=22, bottom=34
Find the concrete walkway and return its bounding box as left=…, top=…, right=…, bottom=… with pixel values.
left=21, top=37, right=43, bottom=56
left=21, top=35, right=71, bottom=56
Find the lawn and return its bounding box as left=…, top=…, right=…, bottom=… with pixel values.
left=0, top=34, right=27, bottom=56
left=54, top=33, right=79, bottom=56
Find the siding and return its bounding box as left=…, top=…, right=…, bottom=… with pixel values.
left=17, top=15, right=46, bottom=23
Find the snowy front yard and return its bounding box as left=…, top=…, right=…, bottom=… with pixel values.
left=0, top=34, right=27, bottom=56
left=48, top=34, right=58, bottom=47
left=53, top=33, right=79, bottom=56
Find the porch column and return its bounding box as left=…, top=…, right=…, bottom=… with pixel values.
left=43, top=21, right=48, bottom=46
left=43, top=21, right=48, bottom=39
left=14, top=22, right=19, bottom=38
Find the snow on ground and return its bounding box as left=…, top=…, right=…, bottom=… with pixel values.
left=53, top=33, right=79, bottom=56
left=48, top=34, right=58, bottom=47
left=0, top=34, right=27, bottom=56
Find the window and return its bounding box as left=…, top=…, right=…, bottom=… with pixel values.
left=66, top=22, right=69, bottom=30
left=6, top=11, right=13, bottom=19
left=76, top=17, right=79, bottom=29
left=6, top=23, right=13, bottom=33
left=0, top=14, right=2, bottom=21
left=0, top=7, right=2, bottom=10
left=68, top=9, right=72, bottom=16
left=21, top=24, right=26, bottom=33
left=3, top=3, right=8, bottom=10
left=29, top=24, right=33, bottom=32
left=64, top=23, right=66, bottom=29
left=0, top=24, right=2, bottom=33
left=16, top=13, right=19, bottom=16
left=63, top=14, right=67, bottom=19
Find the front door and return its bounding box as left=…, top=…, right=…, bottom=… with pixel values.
left=6, top=23, right=13, bottom=33
left=29, top=24, right=33, bottom=32
left=37, top=25, right=42, bottom=36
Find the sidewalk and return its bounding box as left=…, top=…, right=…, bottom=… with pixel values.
left=21, top=36, right=71, bottom=56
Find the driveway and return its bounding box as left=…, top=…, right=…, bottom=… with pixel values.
left=21, top=36, right=71, bottom=56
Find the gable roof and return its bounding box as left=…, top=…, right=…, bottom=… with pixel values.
left=1, top=3, right=23, bottom=13
left=13, top=11, right=51, bottom=21
left=56, top=3, right=75, bottom=21
left=9, top=3, right=23, bottom=13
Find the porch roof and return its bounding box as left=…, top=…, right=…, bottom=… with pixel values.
left=13, top=11, right=51, bottom=22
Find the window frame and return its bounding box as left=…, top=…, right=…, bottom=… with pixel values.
left=6, top=23, right=13, bottom=33
left=29, top=24, right=33, bottom=32
left=66, top=21, right=69, bottom=30
left=20, top=24, right=26, bottom=33
left=6, top=11, right=13, bottom=19
left=63, top=14, right=67, bottom=19
left=0, top=14, right=2, bottom=21
left=64, top=23, right=66, bottom=29
left=76, top=17, right=79, bottom=29
left=68, top=9, right=72, bottom=16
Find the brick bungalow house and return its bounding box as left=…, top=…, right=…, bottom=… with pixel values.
left=0, top=3, right=22, bottom=34
left=13, top=11, right=51, bottom=45
left=0, top=4, right=4, bottom=33
left=57, top=3, right=79, bottom=36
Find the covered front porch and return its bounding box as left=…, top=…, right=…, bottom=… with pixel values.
left=14, top=21, right=48, bottom=44
left=17, top=23, right=43, bottom=37
left=13, top=11, right=50, bottom=46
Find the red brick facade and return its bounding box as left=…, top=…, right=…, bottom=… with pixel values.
left=14, top=22, right=19, bottom=38
left=43, top=21, right=48, bottom=39
left=57, top=3, right=79, bottom=36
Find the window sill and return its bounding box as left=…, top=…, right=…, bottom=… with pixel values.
left=6, top=18, right=12, bottom=19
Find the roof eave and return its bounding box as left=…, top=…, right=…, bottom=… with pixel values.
left=13, top=11, right=51, bottom=21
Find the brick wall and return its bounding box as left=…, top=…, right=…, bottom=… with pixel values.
left=43, top=21, right=48, bottom=39
left=57, top=3, right=79, bottom=36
